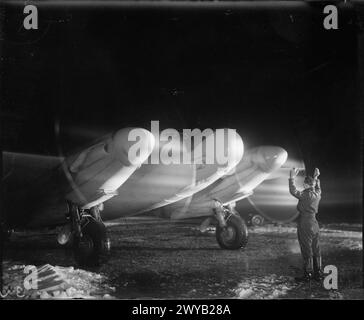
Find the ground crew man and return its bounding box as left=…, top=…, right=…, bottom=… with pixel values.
left=289, top=167, right=323, bottom=282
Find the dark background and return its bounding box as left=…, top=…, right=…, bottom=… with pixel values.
left=1, top=3, right=362, bottom=221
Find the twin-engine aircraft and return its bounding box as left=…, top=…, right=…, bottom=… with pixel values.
left=2, top=127, right=288, bottom=266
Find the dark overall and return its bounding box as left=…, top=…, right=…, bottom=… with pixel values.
left=289, top=178, right=322, bottom=275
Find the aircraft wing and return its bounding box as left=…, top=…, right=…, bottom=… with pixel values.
left=102, top=128, right=244, bottom=220
left=152, top=146, right=288, bottom=220
left=3, top=127, right=155, bottom=228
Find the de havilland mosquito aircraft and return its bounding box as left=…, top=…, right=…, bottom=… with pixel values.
left=2, top=126, right=289, bottom=266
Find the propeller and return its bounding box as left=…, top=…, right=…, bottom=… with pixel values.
left=264, top=157, right=306, bottom=181
left=244, top=156, right=305, bottom=224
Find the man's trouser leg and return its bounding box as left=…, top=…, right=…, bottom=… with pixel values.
left=297, top=222, right=314, bottom=281
left=312, top=225, right=323, bottom=280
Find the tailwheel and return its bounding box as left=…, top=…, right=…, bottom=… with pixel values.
left=250, top=214, right=264, bottom=227
left=216, top=214, right=248, bottom=250
left=73, top=217, right=111, bottom=267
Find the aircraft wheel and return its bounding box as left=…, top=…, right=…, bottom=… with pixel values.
left=216, top=214, right=248, bottom=250
left=251, top=214, right=264, bottom=226
left=73, top=218, right=111, bottom=266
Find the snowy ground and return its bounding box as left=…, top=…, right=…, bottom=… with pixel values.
left=1, top=218, right=363, bottom=299
left=1, top=262, right=115, bottom=299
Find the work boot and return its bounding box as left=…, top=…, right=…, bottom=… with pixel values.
left=313, top=256, right=324, bottom=281
left=294, top=271, right=313, bottom=282
left=295, top=257, right=314, bottom=282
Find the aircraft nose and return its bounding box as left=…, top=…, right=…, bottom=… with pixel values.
left=255, top=146, right=288, bottom=173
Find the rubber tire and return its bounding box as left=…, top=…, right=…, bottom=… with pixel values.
left=216, top=214, right=248, bottom=250
left=251, top=214, right=264, bottom=227
left=73, top=218, right=110, bottom=267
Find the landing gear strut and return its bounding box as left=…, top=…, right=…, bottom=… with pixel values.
left=214, top=201, right=248, bottom=250
left=68, top=203, right=111, bottom=266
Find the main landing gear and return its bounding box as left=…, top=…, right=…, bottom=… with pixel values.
left=62, top=203, right=111, bottom=267
left=213, top=201, right=248, bottom=250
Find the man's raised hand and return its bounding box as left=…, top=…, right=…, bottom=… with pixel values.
left=290, top=168, right=299, bottom=179
left=314, top=168, right=320, bottom=178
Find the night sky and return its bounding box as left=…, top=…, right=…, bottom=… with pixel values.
left=1, top=3, right=362, bottom=220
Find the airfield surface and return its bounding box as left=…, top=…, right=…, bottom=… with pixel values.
left=2, top=217, right=363, bottom=299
